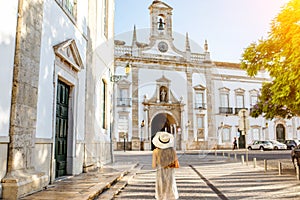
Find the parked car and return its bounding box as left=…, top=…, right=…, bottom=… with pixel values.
left=269, top=140, right=287, bottom=150
left=284, top=139, right=300, bottom=150
left=247, top=140, right=273, bottom=150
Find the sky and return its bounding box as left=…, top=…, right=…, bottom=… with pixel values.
left=114, top=0, right=289, bottom=63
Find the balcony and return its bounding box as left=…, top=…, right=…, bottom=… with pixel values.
left=117, top=98, right=132, bottom=107
left=219, top=107, right=233, bottom=114
left=234, top=108, right=248, bottom=115
left=195, top=103, right=206, bottom=110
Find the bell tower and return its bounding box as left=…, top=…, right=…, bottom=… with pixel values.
left=149, top=0, right=173, bottom=42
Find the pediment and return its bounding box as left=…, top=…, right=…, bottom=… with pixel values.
left=249, top=89, right=259, bottom=95
left=194, top=84, right=206, bottom=90
left=53, top=39, right=84, bottom=71
left=219, top=87, right=230, bottom=92
left=149, top=1, right=173, bottom=10
left=156, top=75, right=170, bottom=83
left=234, top=88, right=245, bottom=94
left=118, top=79, right=131, bottom=88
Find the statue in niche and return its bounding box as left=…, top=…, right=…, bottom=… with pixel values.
left=160, top=88, right=167, bottom=102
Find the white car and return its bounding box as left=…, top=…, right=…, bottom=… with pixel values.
left=247, top=140, right=273, bottom=150
left=269, top=140, right=287, bottom=150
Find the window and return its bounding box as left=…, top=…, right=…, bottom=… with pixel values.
left=252, top=128, right=260, bottom=140
left=196, top=116, right=204, bottom=129
left=102, top=79, right=107, bottom=129
left=222, top=128, right=231, bottom=142
left=56, top=0, right=77, bottom=18
left=194, top=85, right=206, bottom=109
left=118, top=115, right=129, bottom=137
left=196, top=115, right=205, bottom=139
left=195, top=92, right=204, bottom=108
left=250, top=95, right=258, bottom=106
left=249, top=89, right=259, bottom=106
left=219, top=87, right=232, bottom=114
left=236, top=95, right=244, bottom=108
left=118, top=88, right=130, bottom=106
left=119, top=88, right=128, bottom=100
left=235, top=88, right=245, bottom=108
left=220, top=93, right=229, bottom=107
left=117, top=80, right=131, bottom=107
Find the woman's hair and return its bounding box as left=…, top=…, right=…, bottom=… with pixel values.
left=156, top=147, right=176, bottom=167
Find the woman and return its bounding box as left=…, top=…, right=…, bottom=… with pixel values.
left=152, top=132, right=179, bottom=200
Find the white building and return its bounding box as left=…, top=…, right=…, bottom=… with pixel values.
left=113, top=0, right=300, bottom=151
left=0, top=0, right=114, bottom=199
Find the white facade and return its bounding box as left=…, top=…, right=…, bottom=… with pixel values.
left=113, top=0, right=300, bottom=151
left=0, top=0, right=115, bottom=198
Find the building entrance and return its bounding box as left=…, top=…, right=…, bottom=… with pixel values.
left=55, top=80, right=69, bottom=177
left=151, top=113, right=176, bottom=150
left=276, top=124, right=285, bottom=143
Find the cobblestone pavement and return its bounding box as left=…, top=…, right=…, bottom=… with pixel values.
left=103, top=151, right=300, bottom=200
left=19, top=151, right=300, bottom=200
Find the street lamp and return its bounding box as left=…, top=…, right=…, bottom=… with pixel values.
left=140, top=120, right=145, bottom=140
left=110, top=63, right=131, bottom=82
left=110, top=63, right=131, bottom=158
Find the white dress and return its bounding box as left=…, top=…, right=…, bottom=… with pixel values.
left=155, top=166, right=179, bottom=200
left=153, top=148, right=179, bottom=200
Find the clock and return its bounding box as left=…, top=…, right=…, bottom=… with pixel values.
left=158, top=41, right=168, bottom=53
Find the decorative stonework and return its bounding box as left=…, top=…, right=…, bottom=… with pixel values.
left=2, top=0, right=49, bottom=198
left=53, top=39, right=84, bottom=72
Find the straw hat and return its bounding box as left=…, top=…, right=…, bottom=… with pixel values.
left=152, top=132, right=174, bottom=149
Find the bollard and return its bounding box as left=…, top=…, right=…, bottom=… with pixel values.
left=253, top=158, right=256, bottom=168
left=234, top=153, right=237, bottom=160
left=278, top=161, right=282, bottom=175
left=241, top=155, right=245, bottom=165
left=264, top=159, right=267, bottom=172
left=228, top=153, right=231, bottom=159
left=223, top=151, right=225, bottom=157
left=215, top=150, right=217, bottom=157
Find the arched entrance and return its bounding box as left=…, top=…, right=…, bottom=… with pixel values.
left=276, top=124, right=285, bottom=143
left=151, top=113, right=177, bottom=150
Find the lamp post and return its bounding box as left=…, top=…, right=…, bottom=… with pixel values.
left=140, top=120, right=145, bottom=150
left=110, top=63, right=131, bottom=156
left=123, top=132, right=127, bottom=152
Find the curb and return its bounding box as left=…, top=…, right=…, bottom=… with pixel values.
left=91, top=163, right=140, bottom=200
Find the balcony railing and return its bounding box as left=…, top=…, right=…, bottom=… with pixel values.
left=219, top=107, right=233, bottom=114
left=195, top=103, right=206, bottom=110
left=117, top=98, right=132, bottom=107
left=234, top=108, right=248, bottom=115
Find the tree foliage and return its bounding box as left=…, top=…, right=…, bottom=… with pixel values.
left=241, top=0, right=300, bottom=119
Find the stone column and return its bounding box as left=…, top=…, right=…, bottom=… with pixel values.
left=186, top=67, right=194, bottom=143
left=131, top=64, right=141, bottom=150
left=2, top=0, right=48, bottom=199
left=204, top=63, right=217, bottom=149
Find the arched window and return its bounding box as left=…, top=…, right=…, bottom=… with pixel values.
left=158, top=16, right=165, bottom=30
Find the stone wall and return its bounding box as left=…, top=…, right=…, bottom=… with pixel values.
left=0, top=137, right=9, bottom=198
left=2, top=0, right=49, bottom=198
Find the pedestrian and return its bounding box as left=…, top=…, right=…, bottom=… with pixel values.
left=152, top=132, right=179, bottom=200
left=233, top=137, right=238, bottom=150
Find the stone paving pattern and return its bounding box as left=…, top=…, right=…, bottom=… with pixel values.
left=19, top=151, right=300, bottom=200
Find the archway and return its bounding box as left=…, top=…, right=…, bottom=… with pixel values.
left=151, top=113, right=176, bottom=150
left=276, top=124, right=285, bottom=143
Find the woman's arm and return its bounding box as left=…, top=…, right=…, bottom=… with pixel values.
left=152, top=149, right=157, bottom=169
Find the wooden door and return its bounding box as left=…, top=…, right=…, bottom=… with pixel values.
left=55, top=80, right=70, bottom=177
